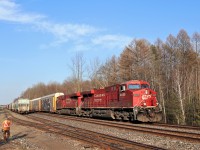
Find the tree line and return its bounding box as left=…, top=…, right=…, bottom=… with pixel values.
left=20, top=29, right=200, bottom=126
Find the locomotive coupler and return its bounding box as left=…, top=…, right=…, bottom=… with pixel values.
left=147, top=109, right=155, bottom=118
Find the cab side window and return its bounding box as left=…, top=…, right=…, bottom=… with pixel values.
left=120, top=85, right=126, bottom=92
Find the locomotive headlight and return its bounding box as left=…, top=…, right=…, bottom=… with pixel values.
left=143, top=102, right=146, bottom=106
left=145, top=90, right=148, bottom=94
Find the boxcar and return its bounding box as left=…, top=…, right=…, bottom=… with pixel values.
left=8, top=103, right=12, bottom=111
left=18, top=98, right=30, bottom=114
left=12, top=100, right=18, bottom=112
left=30, top=97, right=41, bottom=112
left=41, top=93, right=64, bottom=113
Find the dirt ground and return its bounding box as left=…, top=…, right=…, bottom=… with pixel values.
left=0, top=110, right=100, bottom=150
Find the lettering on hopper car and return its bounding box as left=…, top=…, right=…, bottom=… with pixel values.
left=142, top=94, right=151, bottom=100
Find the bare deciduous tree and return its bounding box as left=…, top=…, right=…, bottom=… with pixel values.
left=69, top=52, right=85, bottom=92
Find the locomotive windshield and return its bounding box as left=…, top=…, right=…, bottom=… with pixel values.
left=128, top=84, right=149, bottom=90
left=141, top=84, right=149, bottom=88
left=128, top=84, right=140, bottom=89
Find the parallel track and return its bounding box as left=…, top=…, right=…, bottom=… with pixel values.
left=6, top=111, right=164, bottom=150
left=36, top=112, right=200, bottom=143
left=153, top=123, right=200, bottom=131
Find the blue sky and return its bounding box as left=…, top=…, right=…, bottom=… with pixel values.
left=0, top=0, right=200, bottom=105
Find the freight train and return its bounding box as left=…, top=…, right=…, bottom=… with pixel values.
left=7, top=80, right=162, bottom=122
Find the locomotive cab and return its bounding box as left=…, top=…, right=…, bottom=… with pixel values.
left=120, top=81, right=150, bottom=92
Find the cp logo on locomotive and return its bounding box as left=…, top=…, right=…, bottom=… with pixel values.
left=142, top=95, right=151, bottom=100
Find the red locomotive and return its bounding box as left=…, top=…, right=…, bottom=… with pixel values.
left=56, top=80, right=162, bottom=122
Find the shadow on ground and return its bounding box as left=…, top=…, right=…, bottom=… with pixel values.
left=0, top=132, right=28, bottom=146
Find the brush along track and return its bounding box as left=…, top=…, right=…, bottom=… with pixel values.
left=7, top=112, right=164, bottom=150
left=35, top=112, right=200, bottom=143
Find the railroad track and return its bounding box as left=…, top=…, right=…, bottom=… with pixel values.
left=6, top=111, right=164, bottom=150
left=35, top=112, right=200, bottom=143
left=153, top=123, right=200, bottom=131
